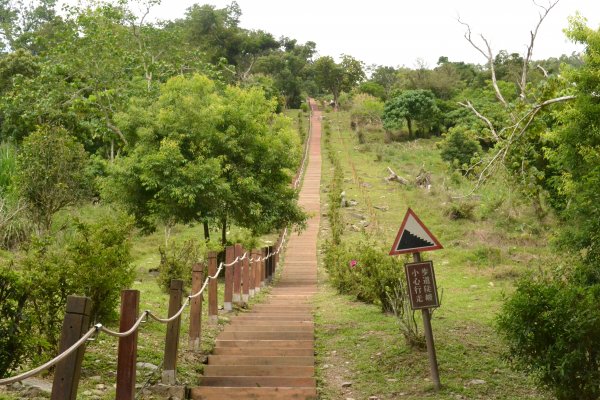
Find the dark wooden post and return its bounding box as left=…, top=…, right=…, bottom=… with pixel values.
left=189, top=263, right=204, bottom=350
left=162, top=279, right=183, bottom=385
left=253, top=249, right=262, bottom=293
left=51, top=296, right=92, bottom=400
left=262, top=247, right=268, bottom=285
left=413, top=252, right=441, bottom=390
left=267, top=246, right=274, bottom=282
left=248, top=250, right=255, bottom=298
left=116, top=290, right=139, bottom=400
left=224, top=246, right=234, bottom=311
left=233, top=243, right=242, bottom=304
left=208, top=252, right=218, bottom=323
left=242, top=247, right=250, bottom=303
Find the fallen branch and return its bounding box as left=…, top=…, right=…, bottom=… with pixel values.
left=386, top=167, right=409, bottom=185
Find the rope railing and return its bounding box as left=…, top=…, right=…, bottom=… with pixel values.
left=0, top=99, right=313, bottom=391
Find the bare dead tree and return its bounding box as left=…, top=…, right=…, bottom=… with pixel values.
left=454, top=0, right=575, bottom=198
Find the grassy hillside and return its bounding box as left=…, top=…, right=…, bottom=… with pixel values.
left=314, top=109, right=553, bottom=399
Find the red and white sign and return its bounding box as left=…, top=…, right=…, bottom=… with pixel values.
left=389, top=208, right=443, bottom=255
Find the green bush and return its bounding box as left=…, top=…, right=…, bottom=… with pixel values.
left=444, top=200, right=477, bottom=220
left=14, top=207, right=134, bottom=356
left=439, top=125, right=482, bottom=173
left=158, top=239, right=201, bottom=293
left=0, top=265, right=32, bottom=376
left=497, top=267, right=600, bottom=400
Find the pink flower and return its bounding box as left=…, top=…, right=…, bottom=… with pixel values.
left=349, top=260, right=358, bottom=268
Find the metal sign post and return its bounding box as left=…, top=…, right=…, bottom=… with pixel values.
left=390, top=208, right=442, bottom=391
left=411, top=252, right=441, bottom=391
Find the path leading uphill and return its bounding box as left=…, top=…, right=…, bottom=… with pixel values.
left=191, top=100, right=322, bottom=399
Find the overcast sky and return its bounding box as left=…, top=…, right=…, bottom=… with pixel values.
left=143, top=0, right=600, bottom=68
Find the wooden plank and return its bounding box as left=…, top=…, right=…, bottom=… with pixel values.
left=190, top=386, right=317, bottom=400
left=203, top=365, right=314, bottom=377
left=116, top=290, right=139, bottom=400
left=51, top=296, right=92, bottom=400
left=162, top=279, right=183, bottom=384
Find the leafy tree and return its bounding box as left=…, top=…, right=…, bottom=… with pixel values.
left=313, top=54, right=365, bottom=108
left=383, top=89, right=440, bottom=136
left=254, top=38, right=316, bottom=108
left=104, top=74, right=306, bottom=243
left=15, top=125, right=90, bottom=233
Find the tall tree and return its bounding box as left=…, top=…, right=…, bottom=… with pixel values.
left=313, top=54, right=365, bottom=108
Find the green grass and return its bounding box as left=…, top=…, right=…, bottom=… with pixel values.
left=315, top=111, right=552, bottom=399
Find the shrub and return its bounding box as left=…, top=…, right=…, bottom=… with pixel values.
left=497, top=267, right=600, bottom=400
left=0, top=265, right=32, bottom=376
left=439, top=125, right=482, bottom=173
left=322, top=236, right=425, bottom=347
left=158, top=239, right=201, bottom=293
left=444, top=200, right=477, bottom=220
left=16, top=208, right=134, bottom=355
left=15, top=125, right=91, bottom=232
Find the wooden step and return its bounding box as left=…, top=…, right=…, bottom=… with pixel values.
left=197, top=376, right=316, bottom=388
left=208, top=355, right=314, bottom=366
left=219, top=331, right=313, bottom=340
left=213, top=347, right=314, bottom=356
left=203, top=365, right=314, bottom=377
left=224, top=325, right=313, bottom=332
left=190, top=386, right=317, bottom=399
left=216, top=340, right=314, bottom=349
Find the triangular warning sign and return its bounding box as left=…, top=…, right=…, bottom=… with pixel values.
left=389, top=208, right=443, bottom=255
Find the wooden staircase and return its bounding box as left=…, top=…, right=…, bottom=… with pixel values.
left=190, top=101, right=322, bottom=400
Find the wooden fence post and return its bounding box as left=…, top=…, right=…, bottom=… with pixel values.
left=162, top=279, right=183, bottom=385
left=253, top=249, right=261, bottom=294
left=189, top=263, right=204, bottom=351
left=261, top=247, right=268, bottom=286
left=267, top=246, right=274, bottom=283
left=116, top=290, right=139, bottom=400
left=248, top=250, right=255, bottom=298
left=208, top=252, right=218, bottom=323
left=224, top=246, right=234, bottom=312
left=233, top=243, right=242, bottom=304
left=242, top=247, right=250, bottom=303
left=51, top=296, right=92, bottom=400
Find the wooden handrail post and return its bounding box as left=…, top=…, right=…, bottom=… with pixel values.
left=207, top=252, right=218, bottom=323
left=253, top=249, right=261, bottom=294
left=261, top=247, right=268, bottom=286
left=116, top=290, right=139, bottom=400
left=162, top=279, right=183, bottom=385
left=267, top=246, right=274, bottom=283
left=233, top=243, right=242, bottom=304
left=51, top=296, right=92, bottom=400
left=248, top=249, right=255, bottom=298
left=189, top=263, right=204, bottom=351
left=242, top=246, right=250, bottom=303
left=224, top=246, right=234, bottom=311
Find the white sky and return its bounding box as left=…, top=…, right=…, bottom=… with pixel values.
left=141, top=0, right=600, bottom=68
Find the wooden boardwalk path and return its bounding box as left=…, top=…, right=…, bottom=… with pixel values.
left=191, top=100, right=322, bottom=399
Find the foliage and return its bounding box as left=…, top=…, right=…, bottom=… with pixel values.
left=14, top=125, right=91, bottom=232
left=444, top=199, right=477, bottom=220
left=11, top=207, right=134, bottom=355
left=313, top=54, right=365, bottom=107
left=103, top=74, right=306, bottom=241
left=383, top=89, right=440, bottom=136
left=439, top=125, right=482, bottom=173
left=0, top=141, right=16, bottom=193
left=157, top=240, right=200, bottom=293
left=0, top=265, right=32, bottom=376
left=497, top=268, right=600, bottom=400
left=350, top=93, right=384, bottom=128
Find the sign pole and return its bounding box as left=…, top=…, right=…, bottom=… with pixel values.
left=413, top=251, right=441, bottom=391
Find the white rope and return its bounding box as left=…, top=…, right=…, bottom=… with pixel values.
left=0, top=325, right=100, bottom=385
left=99, top=312, right=149, bottom=338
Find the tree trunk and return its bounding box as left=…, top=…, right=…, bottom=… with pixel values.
left=203, top=221, right=210, bottom=242
left=406, top=117, right=413, bottom=137
left=221, top=217, right=227, bottom=246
